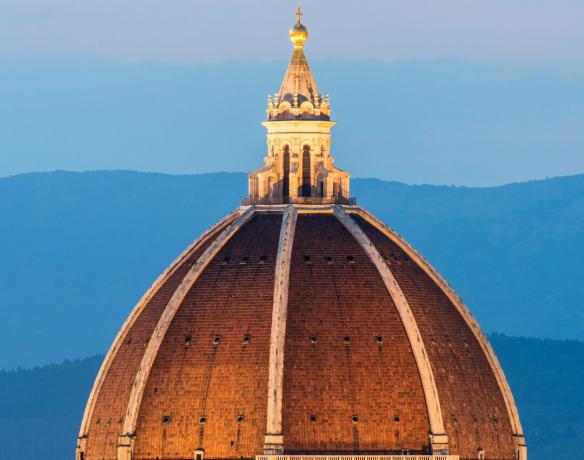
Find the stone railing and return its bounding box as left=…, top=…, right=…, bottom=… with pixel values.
left=241, top=196, right=357, bottom=206
left=257, top=456, right=459, bottom=460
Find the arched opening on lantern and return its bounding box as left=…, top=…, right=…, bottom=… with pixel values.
left=302, top=145, right=311, bottom=197
left=316, top=172, right=324, bottom=197
left=283, top=145, right=290, bottom=202
left=333, top=179, right=340, bottom=199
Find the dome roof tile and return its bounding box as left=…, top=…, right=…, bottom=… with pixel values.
left=78, top=206, right=523, bottom=460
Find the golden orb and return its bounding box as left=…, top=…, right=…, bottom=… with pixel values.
left=289, top=23, right=308, bottom=47
left=289, top=7, right=308, bottom=47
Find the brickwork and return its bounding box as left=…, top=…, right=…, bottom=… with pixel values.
left=133, top=215, right=282, bottom=460
left=84, top=221, right=231, bottom=460
left=82, top=207, right=523, bottom=460
left=283, top=215, right=430, bottom=454
left=353, top=215, right=516, bottom=460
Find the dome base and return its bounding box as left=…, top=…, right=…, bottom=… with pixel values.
left=258, top=455, right=460, bottom=460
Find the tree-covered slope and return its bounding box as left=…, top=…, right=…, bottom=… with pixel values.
left=490, top=335, right=584, bottom=458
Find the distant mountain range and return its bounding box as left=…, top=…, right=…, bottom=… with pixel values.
left=2, top=59, right=584, bottom=185
left=0, top=170, right=583, bottom=369
left=0, top=334, right=581, bottom=460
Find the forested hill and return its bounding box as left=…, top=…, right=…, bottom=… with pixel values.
left=0, top=335, right=581, bottom=460
left=0, top=170, right=583, bottom=369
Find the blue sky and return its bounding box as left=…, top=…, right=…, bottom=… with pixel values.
left=1, top=1, right=583, bottom=185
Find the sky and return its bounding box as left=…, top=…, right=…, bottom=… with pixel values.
left=2, top=0, right=584, bottom=62
left=1, top=0, right=583, bottom=185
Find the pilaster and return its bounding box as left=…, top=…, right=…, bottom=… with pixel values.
left=117, top=434, right=134, bottom=460
left=75, top=436, right=87, bottom=460
left=514, top=435, right=528, bottom=460
left=430, top=433, right=450, bottom=455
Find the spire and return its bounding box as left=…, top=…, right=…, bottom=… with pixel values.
left=267, top=8, right=330, bottom=121
left=248, top=8, right=351, bottom=206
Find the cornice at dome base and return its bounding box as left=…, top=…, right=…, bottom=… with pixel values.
left=242, top=196, right=357, bottom=206
left=258, top=455, right=460, bottom=460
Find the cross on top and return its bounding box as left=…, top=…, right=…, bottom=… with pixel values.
left=296, top=7, right=303, bottom=24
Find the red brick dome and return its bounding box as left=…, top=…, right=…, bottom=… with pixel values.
left=77, top=205, right=526, bottom=460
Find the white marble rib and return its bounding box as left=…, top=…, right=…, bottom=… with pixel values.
left=77, top=209, right=240, bottom=446
left=264, top=205, right=298, bottom=454
left=117, top=206, right=256, bottom=458
left=355, top=207, right=525, bottom=455
left=334, top=205, right=448, bottom=450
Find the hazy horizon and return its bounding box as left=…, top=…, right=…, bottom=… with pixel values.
left=3, top=167, right=584, bottom=189
left=1, top=58, right=583, bottom=186
left=1, top=2, right=583, bottom=185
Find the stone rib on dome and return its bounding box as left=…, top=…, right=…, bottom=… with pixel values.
left=78, top=211, right=240, bottom=458
left=78, top=204, right=525, bottom=460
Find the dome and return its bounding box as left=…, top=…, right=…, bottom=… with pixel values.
left=77, top=9, right=526, bottom=460
left=77, top=206, right=525, bottom=460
